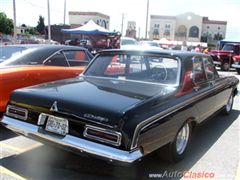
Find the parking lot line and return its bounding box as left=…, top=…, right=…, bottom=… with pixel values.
left=0, top=142, right=42, bottom=153
left=0, top=142, right=22, bottom=153
left=235, top=161, right=240, bottom=180
left=0, top=166, right=26, bottom=180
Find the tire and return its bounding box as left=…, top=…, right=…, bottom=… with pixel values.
left=221, top=60, right=231, bottom=71
left=157, top=122, right=192, bottom=162
left=236, top=68, right=240, bottom=75
left=222, top=94, right=234, bottom=115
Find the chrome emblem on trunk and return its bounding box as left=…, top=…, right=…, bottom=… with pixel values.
left=84, top=113, right=109, bottom=122
left=50, top=101, right=58, bottom=112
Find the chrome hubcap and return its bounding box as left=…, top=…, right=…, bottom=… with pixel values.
left=226, top=95, right=233, bottom=112
left=176, top=123, right=190, bottom=155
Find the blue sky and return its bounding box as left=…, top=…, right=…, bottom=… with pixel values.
left=0, top=0, right=240, bottom=39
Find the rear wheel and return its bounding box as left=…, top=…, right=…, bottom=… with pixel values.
left=221, top=60, right=230, bottom=71
left=222, top=94, right=234, bottom=115
left=157, top=122, right=192, bottom=162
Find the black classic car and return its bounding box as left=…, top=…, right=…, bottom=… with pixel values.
left=1, top=49, right=239, bottom=164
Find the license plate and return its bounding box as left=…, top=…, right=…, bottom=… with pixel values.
left=45, top=115, right=69, bottom=136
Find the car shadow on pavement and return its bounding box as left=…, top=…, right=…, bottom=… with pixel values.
left=0, top=125, right=18, bottom=141
left=0, top=109, right=239, bottom=180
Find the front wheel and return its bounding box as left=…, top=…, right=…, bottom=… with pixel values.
left=222, top=94, right=234, bottom=115
left=157, top=122, right=192, bottom=162
left=221, top=60, right=230, bottom=71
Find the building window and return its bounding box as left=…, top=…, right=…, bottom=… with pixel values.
left=176, top=25, right=187, bottom=37
left=165, top=24, right=171, bottom=29
left=164, top=24, right=171, bottom=36
left=189, top=26, right=199, bottom=38
left=154, top=24, right=160, bottom=28
left=101, top=20, right=107, bottom=29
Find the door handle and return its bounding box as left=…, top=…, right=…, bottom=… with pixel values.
left=194, top=86, right=200, bottom=91
left=209, top=81, right=215, bottom=86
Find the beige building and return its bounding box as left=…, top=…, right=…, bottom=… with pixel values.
left=149, top=12, right=227, bottom=43
left=69, top=11, right=110, bottom=29
left=126, top=21, right=137, bottom=38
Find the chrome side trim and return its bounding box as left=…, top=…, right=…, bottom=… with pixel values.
left=83, top=125, right=122, bottom=147
left=130, top=80, right=231, bottom=149
left=1, top=116, right=142, bottom=163
left=213, top=61, right=221, bottom=65
left=6, top=105, right=28, bottom=121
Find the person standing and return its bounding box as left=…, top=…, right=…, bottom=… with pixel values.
left=194, top=44, right=201, bottom=52
left=181, top=41, right=188, bottom=51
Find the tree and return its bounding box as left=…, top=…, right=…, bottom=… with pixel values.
left=26, top=27, right=37, bottom=35
left=36, top=15, right=45, bottom=34
left=0, top=12, right=14, bottom=34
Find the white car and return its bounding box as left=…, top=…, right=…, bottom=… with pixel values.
left=120, top=37, right=139, bottom=49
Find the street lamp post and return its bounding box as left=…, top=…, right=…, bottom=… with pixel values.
left=145, top=0, right=149, bottom=39
left=47, top=0, right=51, bottom=43
left=13, top=0, right=17, bottom=40
left=63, top=0, right=66, bottom=25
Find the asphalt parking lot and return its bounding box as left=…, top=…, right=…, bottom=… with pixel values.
left=0, top=70, right=239, bottom=180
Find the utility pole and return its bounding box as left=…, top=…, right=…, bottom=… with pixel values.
left=63, top=0, right=66, bottom=25
left=145, top=0, right=149, bottom=39
left=121, top=13, right=125, bottom=35
left=13, top=0, right=17, bottom=40
left=47, top=0, right=51, bottom=43
left=138, top=27, right=141, bottom=40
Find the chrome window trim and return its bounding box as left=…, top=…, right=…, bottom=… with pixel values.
left=6, top=105, right=28, bottom=121
left=43, top=49, right=70, bottom=67
left=82, top=75, right=179, bottom=87
left=84, top=125, right=122, bottom=147
left=83, top=55, right=181, bottom=86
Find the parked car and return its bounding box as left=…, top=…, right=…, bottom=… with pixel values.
left=232, top=55, right=240, bottom=74
left=140, top=41, right=160, bottom=47
left=140, top=41, right=163, bottom=50
left=0, top=45, right=93, bottom=114
left=120, top=37, right=139, bottom=49
left=209, top=43, right=240, bottom=71
left=1, top=49, right=238, bottom=164
left=0, top=45, right=31, bottom=63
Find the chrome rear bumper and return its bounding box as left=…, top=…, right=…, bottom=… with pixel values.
left=232, top=64, right=240, bottom=68
left=1, top=116, right=143, bottom=164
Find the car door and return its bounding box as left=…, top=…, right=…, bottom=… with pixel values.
left=39, top=51, right=81, bottom=82
left=203, top=56, right=232, bottom=110
left=192, top=56, right=216, bottom=123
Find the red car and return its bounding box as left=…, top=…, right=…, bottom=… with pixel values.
left=232, top=55, right=240, bottom=74
left=0, top=45, right=93, bottom=115
left=210, top=43, right=240, bottom=71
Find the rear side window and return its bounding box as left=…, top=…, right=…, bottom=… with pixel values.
left=44, top=52, right=69, bottom=66
left=192, top=56, right=207, bottom=84
left=202, top=56, right=218, bottom=80
left=63, top=50, right=90, bottom=67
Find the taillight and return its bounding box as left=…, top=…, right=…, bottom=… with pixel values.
left=6, top=105, right=28, bottom=120
left=84, top=125, right=122, bottom=146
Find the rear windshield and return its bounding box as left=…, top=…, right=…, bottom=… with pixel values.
left=84, top=53, right=180, bottom=85
left=222, top=44, right=234, bottom=51
left=0, top=46, right=27, bottom=62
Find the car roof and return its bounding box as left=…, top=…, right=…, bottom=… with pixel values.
left=98, top=48, right=207, bottom=57
left=0, top=44, right=87, bottom=50
left=224, top=43, right=240, bottom=46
